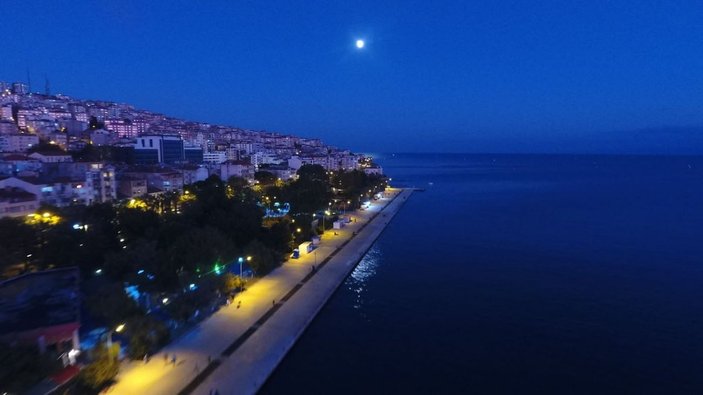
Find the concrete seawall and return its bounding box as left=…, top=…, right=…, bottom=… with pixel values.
left=192, top=188, right=414, bottom=395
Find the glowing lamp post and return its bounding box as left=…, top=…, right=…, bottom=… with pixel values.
left=106, top=323, right=126, bottom=348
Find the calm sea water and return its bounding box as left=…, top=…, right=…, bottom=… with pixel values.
left=261, top=154, right=703, bottom=394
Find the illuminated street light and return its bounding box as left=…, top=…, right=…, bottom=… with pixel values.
left=106, top=323, right=126, bottom=348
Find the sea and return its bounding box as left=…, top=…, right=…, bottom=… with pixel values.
left=261, top=153, right=703, bottom=394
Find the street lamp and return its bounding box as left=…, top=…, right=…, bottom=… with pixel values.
left=106, top=323, right=126, bottom=348
left=238, top=257, right=244, bottom=278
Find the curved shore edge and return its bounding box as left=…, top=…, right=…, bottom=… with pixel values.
left=189, top=188, right=414, bottom=395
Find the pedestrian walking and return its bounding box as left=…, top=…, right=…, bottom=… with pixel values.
left=164, top=353, right=168, bottom=365
left=143, top=353, right=148, bottom=364
left=272, top=299, right=276, bottom=306
left=172, top=354, right=177, bottom=366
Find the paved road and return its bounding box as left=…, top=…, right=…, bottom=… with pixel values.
left=106, top=188, right=407, bottom=395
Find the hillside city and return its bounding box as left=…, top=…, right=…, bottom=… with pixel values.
left=0, top=80, right=382, bottom=217
left=0, top=80, right=389, bottom=394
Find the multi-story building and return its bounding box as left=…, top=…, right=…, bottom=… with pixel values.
left=122, top=167, right=184, bottom=193
left=90, top=129, right=112, bottom=146
left=0, top=105, right=13, bottom=122
left=105, top=118, right=137, bottom=138
left=11, top=82, right=28, bottom=95
left=28, top=152, right=73, bottom=163
left=0, top=134, right=39, bottom=152
left=0, top=267, right=81, bottom=366
left=134, top=135, right=184, bottom=164
left=184, top=146, right=204, bottom=164
left=220, top=160, right=255, bottom=181
left=203, top=151, right=226, bottom=164
left=0, top=121, right=19, bottom=134
left=178, top=165, right=208, bottom=185
left=85, top=164, right=117, bottom=204
left=0, top=154, right=42, bottom=176
left=0, top=186, right=39, bottom=218
left=117, top=175, right=147, bottom=198
left=0, top=176, right=89, bottom=207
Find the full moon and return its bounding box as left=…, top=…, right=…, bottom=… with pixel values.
left=355, top=39, right=365, bottom=49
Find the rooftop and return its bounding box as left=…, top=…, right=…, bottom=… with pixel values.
left=0, top=267, right=80, bottom=335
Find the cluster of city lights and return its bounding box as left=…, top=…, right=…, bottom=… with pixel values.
left=25, top=211, right=61, bottom=225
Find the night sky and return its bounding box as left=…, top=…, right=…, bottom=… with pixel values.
left=3, top=1, right=703, bottom=154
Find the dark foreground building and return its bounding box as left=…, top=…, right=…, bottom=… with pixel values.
left=0, top=267, right=81, bottom=366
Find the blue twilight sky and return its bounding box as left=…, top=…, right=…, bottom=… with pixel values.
left=2, top=1, right=703, bottom=154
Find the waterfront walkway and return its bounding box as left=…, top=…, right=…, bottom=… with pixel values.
left=106, top=188, right=412, bottom=395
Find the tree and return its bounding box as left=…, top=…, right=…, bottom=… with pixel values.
left=297, top=164, right=328, bottom=183
left=0, top=218, right=37, bottom=276
left=282, top=165, right=332, bottom=214
left=85, top=283, right=143, bottom=327
left=163, top=226, right=232, bottom=278
left=254, top=171, right=276, bottom=185
left=27, top=140, right=66, bottom=154
left=245, top=239, right=281, bottom=276
left=227, top=176, right=256, bottom=203
left=125, top=316, right=170, bottom=360
left=36, top=221, right=81, bottom=269
left=72, top=143, right=112, bottom=162
left=261, top=219, right=292, bottom=253
left=77, top=343, right=119, bottom=391
left=103, top=238, right=159, bottom=283
left=117, top=207, right=160, bottom=241
left=220, top=272, right=245, bottom=294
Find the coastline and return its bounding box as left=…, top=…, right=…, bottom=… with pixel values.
left=190, top=188, right=413, bottom=395
left=106, top=188, right=413, bottom=395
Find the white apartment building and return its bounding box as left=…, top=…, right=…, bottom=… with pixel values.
left=0, top=105, right=13, bottom=121
left=0, top=134, right=39, bottom=152
left=85, top=164, right=117, bottom=204
left=203, top=151, right=226, bottom=164
left=0, top=186, right=38, bottom=218
left=28, top=152, right=73, bottom=163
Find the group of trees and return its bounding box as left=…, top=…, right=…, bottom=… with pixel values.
left=75, top=343, right=119, bottom=392
left=332, top=169, right=387, bottom=206
left=0, top=174, right=291, bottom=287
left=0, top=165, right=388, bottom=287
left=0, top=165, right=388, bottom=392
left=258, top=165, right=333, bottom=215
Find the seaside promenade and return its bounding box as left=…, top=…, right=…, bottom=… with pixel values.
left=106, top=188, right=412, bottom=395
